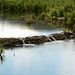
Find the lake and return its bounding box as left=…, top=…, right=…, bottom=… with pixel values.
left=0, top=13, right=75, bottom=75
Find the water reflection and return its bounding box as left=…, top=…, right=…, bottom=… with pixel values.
left=0, top=13, right=63, bottom=38
left=0, top=55, right=5, bottom=65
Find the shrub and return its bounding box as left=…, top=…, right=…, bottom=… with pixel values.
left=64, top=4, right=73, bottom=12
left=59, top=8, right=64, bottom=17
left=64, top=11, right=75, bottom=32
left=50, top=9, right=59, bottom=17
left=40, top=12, right=46, bottom=19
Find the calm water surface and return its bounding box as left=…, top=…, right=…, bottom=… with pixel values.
left=0, top=40, right=75, bottom=75
left=0, top=19, right=62, bottom=38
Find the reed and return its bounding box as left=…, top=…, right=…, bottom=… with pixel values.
left=0, top=45, right=5, bottom=56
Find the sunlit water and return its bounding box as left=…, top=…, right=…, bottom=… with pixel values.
left=0, top=40, right=75, bottom=75
left=0, top=20, right=62, bottom=38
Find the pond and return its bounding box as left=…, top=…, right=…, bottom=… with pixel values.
left=0, top=12, right=75, bottom=75
left=0, top=40, right=75, bottom=75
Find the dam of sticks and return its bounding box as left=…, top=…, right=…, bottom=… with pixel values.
left=0, top=32, right=75, bottom=48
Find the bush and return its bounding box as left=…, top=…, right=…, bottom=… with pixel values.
left=40, top=12, right=46, bottom=19
left=64, top=4, right=73, bottom=12
left=64, top=11, right=75, bottom=32
left=50, top=9, right=59, bottom=17
left=59, top=8, right=64, bottom=17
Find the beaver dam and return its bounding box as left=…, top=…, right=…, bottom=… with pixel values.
left=0, top=32, right=75, bottom=48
